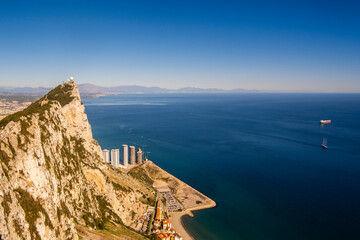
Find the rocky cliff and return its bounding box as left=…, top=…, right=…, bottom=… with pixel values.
left=0, top=81, right=156, bottom=240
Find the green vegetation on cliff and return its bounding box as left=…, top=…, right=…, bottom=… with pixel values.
left=14, top=188, right=54, bottom=240
left=46, top=83, right=75, bottom=107
left=129, top=165, right=154, bottom=186
left=1, top=192, right=12, bottom=221
left=0, top=82, right=76, bottom=129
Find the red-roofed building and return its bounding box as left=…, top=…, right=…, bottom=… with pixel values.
left=157, top=233, right=171, bottom=240
left=162, top=218, right=172, bottom=229
left=173, top=233, right=183, bottom=240
left=155, top=200, right=162, bottom=220
left=154, top=219, right=161, bottom=228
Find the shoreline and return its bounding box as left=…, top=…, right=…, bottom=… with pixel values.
left=138, top=161, right=216, bottom=240
left=170, top=201, right=216, bottom=240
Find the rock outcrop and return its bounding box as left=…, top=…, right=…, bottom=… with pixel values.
left=0, top=81, right=156, bottom=240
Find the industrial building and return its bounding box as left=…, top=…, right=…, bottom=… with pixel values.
left=111, top=149, right=119, bottom=168
left=122, top=144, right=128, bottom=167
left=137, top=148, right=143, bottom=164
left=129, top=146, right=136, bottom=165
left=103, top=149, right=110, bottom=163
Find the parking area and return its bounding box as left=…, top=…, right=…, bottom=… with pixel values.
left=160, top=192, right=183, bottom=212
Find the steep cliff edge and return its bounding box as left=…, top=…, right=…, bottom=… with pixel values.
left=0, top=81, right=155, bottom=240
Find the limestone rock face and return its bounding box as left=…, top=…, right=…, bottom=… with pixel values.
left=0, top=81, right=155, bottom=240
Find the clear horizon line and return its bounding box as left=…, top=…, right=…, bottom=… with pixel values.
left=0, top=83, right=359, bottom=94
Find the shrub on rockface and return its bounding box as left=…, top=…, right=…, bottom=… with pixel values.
left=14, top=188, right=54, bottom=239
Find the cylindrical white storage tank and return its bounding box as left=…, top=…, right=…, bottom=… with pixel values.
left=129, top=146, right=136, bottom=165
left=122, top=145, right=128, bottom=167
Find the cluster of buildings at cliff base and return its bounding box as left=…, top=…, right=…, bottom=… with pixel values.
left=102, top=145, right=144, bottom=168
left=153, top=200, right=183, bottom=240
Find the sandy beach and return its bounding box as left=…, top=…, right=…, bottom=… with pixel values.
left=170, top=212, right=194, bottom=240
left=170, top=201, right=217, bottom=240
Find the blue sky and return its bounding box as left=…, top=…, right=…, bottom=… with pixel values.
left=0, top=0, right=359, bottom=92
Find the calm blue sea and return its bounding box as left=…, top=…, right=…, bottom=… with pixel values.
left=83, top=93, right=360, bottom=240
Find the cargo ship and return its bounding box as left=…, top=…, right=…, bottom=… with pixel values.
left=320, top=120, right=331, bottom=125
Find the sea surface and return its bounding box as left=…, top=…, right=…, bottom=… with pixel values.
left=83, top=93, right=360, bottom=240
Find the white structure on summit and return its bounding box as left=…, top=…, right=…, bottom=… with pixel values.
left=111, top=149, right=119, bottom=168
left=102, top=149, right=110, bottom=163
left=122, top=145, right=128, bottom=167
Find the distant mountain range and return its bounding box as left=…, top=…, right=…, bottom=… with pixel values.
left=0, top=87, right=51, bottom=95
left=0, top=83, right=260, bottom=98
left=77, top=83, right=260, bottom=95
